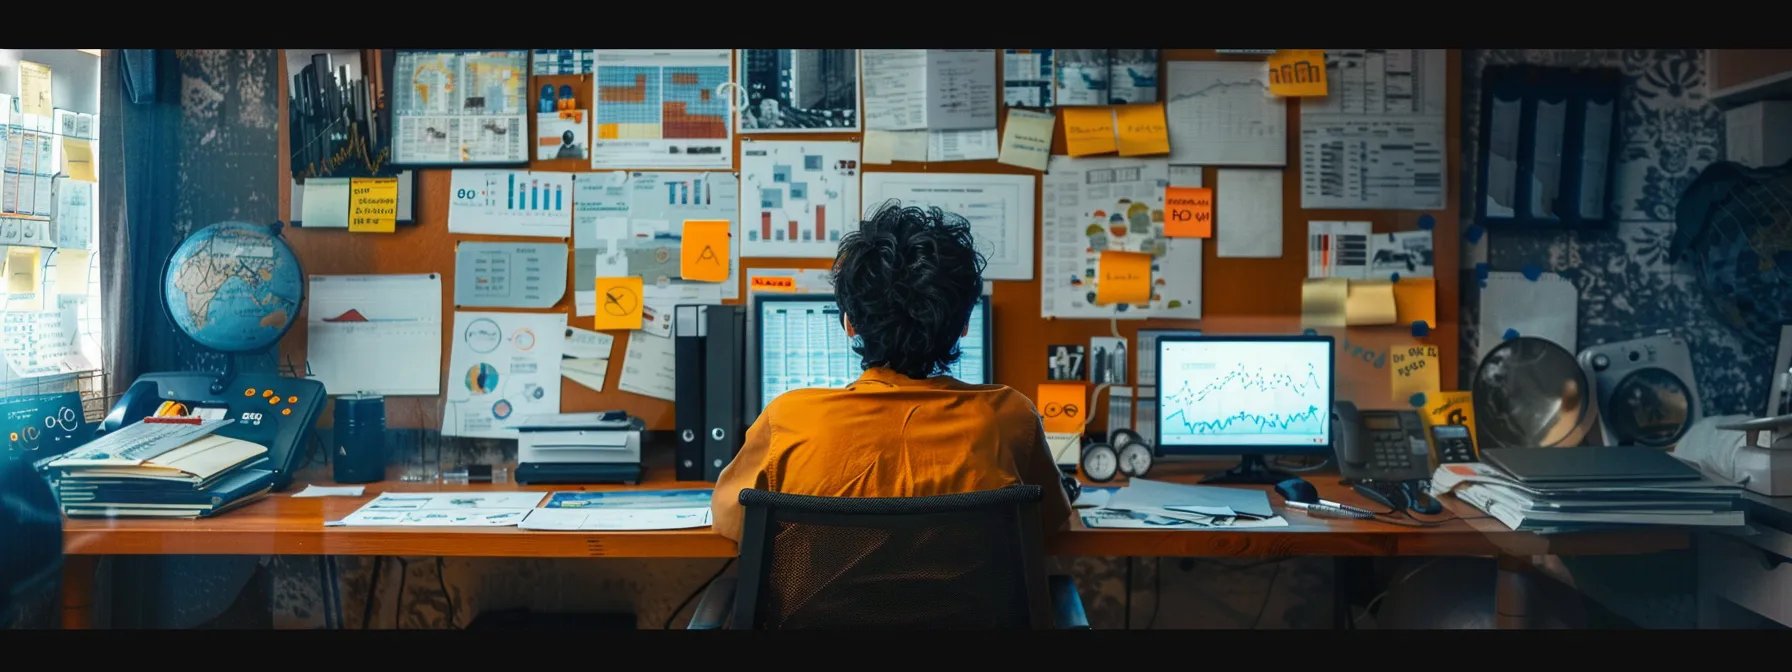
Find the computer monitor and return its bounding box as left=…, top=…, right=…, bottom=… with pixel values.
left=753, top=294, right=992, bottom=417
left=1154, top=334, right=1335, bottom=485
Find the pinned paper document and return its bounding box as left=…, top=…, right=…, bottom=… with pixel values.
left=998, top=108, right=1055, bottom=172
left=4, top=246, right=41, bottom=294
left=593, top=276, right=644, bottom=331
left=1114, top=103, right=1170, bottom=157
left=1164, top=186, right=1212, bottom=238
left=1300, top=278, right=1348, bottom=328
left=1095, top=250, right=1152, bottom=305
left=1390, top=344, right=1440, bottom=404
left=1063, top=107, right=1117, bottom=157
left=1036, top=383, right=1087, bottom=434
left=63, top=140, right=96, bottom=182
left=1344, top=279, right=1397, bottom=326
left=348, top=177, right=399, bottom=233
left=51, top=249, right=89, bottom=295
left=679, top=219, right=731, bottom=282
left=1267, top=50, right=1328, bottom=97
left=1392, top=277, right=1437, bottom=329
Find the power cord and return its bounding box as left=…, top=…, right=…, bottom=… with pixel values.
left=360, top=556, right=385, bottom=629
left=436, top=556, right=458, bottom=629
left=663, top=558, right=734, bottom=629
left=1249, top=561, right=1284, bottom=629
left=1355, top=557, right=1441, bottom=625
left=392, top=557, right=410, bottom=629
left=1144, top=558, right=1163, bottom=629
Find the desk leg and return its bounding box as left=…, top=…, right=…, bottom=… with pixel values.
left=61, top=555, right=97, bottom=630
left=1494, top=555, right=1532, bottom=630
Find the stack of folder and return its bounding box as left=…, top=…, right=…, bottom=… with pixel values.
left=48, top=419, right=275, bottom=518
left=1430, top=450, right=1746, bottom=534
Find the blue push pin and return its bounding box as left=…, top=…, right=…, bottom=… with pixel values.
left=1464, top=225, right=1485, bottom=243
left=1417, top=215, right=1436, bottom=230
left=1409, top=392, right=1428, bottom=408
left=1411, top=321, right=1430, bottom=337
left=1503, top=328, right=1520, bottom=340
left=1474, top=262, right=1490, bottom=280
left=1302, top=328, right=1318, bottom=336
left=1390, top=272, right=1402, bottom=283
left=1521, top=263, right=1543, bottom=281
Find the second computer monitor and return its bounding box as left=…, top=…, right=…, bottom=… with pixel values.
left=1154, top=335, right=1335, bottom=456
left=754, top=293, right=991, bottom=417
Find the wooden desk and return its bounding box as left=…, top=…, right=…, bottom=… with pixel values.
left=60, top=450, right=1689, bottom=628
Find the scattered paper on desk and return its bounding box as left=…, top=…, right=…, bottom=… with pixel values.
left=520, top=507, right=712, bottom=531
left=679, top=219, right=732, bottom=283
left=593, top=276, right=644, bottom=331
left=544, top=489, right=712, bottom=508
left=618, top=331, right=677, bottom=402
left=1063, top=107, right=1117, bottom=157
left=1301, top=278, right=1349, bottom=328
left=998, top=108, right=1055, bottom=172
left=1074, top=487, right=1117, bottom=509
left=1267, top=50, right=1328, bottom=97
left=1164, top=186, right=1212, bottom=238
left=1390, top=344, right=1441, bottom=404
left=63, top=139, right=96, bottom=182
left=1114, top=103, right=1170, bottom=156
left=1344, top=279, right=1397, bottom=326
left=300, top=178, right=351, bottom=228
left=1108, top=478, right=1276, bottom=519
left=1215, top=169, right=1284, bottom=258
left=293, top=485, right=365, bottom=498
left=1392, top=278, right=1437, bottom=329
left=1035, top=383, right=1087, bottom=434
left=1095, top=250, right=1152, bottom=305
left=328, top=492, right=545, bottom=527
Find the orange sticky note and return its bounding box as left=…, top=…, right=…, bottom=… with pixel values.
left=593, top=276, right=644, bottom=331
left=1036, top=383, right=1088, bottom=434
left=750, top=275, right=797, bottom=293
left=1094, top=250, right=1152, bottom=305
left=1062, top=107, right=1117, bottom=157
left=679, top=219, right=731, bottom=282
left=1114, top=103, right=1170, bottom=156
left=1392, top=277, right=1437, bottom=329
left=1267, top=50, right=1328, bottom=97
left=1164, top=186, right=1213, bottom=238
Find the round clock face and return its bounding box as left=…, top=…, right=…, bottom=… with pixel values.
left=1081, top=443, right=1119, bottom=483
left=1110, top=428, right=1144, bottom=450
left=1118, top=442, right=1154, bottom=477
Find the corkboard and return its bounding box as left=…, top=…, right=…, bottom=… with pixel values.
left=276, top=49, right=1463, bottom=430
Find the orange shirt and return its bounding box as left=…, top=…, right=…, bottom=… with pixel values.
left=711, top=367, right=1073, bottom=543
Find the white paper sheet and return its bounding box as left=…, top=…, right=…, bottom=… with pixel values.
left=862, top=50, right=998, bottom=132
left=292, top=485, right=365, bottom=498
left=563, top=326, right=616, bottom=359
left=53, top=179, right=93, bottom=250
left=1298, top=49, right=1449, bottom=210
left=618, top=331, right=677, bottom=402
left=561, top=357, right=610, bottom=392
left=299, top=178, right=351, bottom=229
left=446, top=170, right=574, bottom=238
left=1040, top=157, right=1200, bottom=319
left=452, top=242, right=568, bottom=309
left=307, top=274, right=442, bottom=396
left=928, top=128, right=999, bottom=162
left=1215, top=169, right=1284, bottom=258
left=1165, top=61, right=1286, bottom=166
left=443, top=311, right=566, bottom=438
left=572, top=171, right=739, bottom=313
left=738, top=140, right=862, bottom=258
left=1369, top=230, right=1434, bottom=279
left=589, top=50, right=734, bottom=170
left=1307, top=221, right=1372, bottom=279
left=518, top=507, right=712, bottom=531
left=329, top=491, right=545, bottom=527
left=860, top=171, right=1035, bottom=280
left=1476, top=271, right=1578, bottom=363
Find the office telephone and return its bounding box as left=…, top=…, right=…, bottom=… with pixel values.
left=1331, top=402, right=1433, bottom=483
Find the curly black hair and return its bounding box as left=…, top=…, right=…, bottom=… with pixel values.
left=832, top=201, right=986, bottom=380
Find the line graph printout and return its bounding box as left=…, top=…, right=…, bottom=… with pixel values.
left=1040, top=157, right=1200, bottom=319
left=739, top=140, right=861, bottom=259
left=392, top=50, right=529, bottom=165
left=860, top=171, right=1035, bottom=280
left=1298, top=49, right=1448, bottom=210
left=306, top=274, right=442, bottom=396
left=590, top=50, right=733, bottom=170
left=1158, top=339, right=1332, bottom=448
left=1165, top=61, right=1286, bottom=167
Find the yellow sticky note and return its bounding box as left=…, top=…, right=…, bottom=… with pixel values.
left=1094, top=250, right=1152, bottom=305
left=1422, top=390, right=1477, bottom=441
left=5, top=246, right=41, bottom=294
left=52, top=249, right=89, bottom=294
left=1114, top=103, right=1170, bottom=157
left=998, top=108, right=1056, bottom=172
left=1301, top=278, right=1349, bottom=328
left=1036, top=383, right=1088, bottom=434
left=1344, top=279, right=1397, bottom=326
left=1392, top=277, right=1437, bottom=329
left=1267, top=50, right=1329, bottom=97
left=594, top=276, right=644, bottom=331
left=1164, top=186, right=1212, bottom=238
left=63, top=139, right=96, bottom=182
left=348, top=177, right=399, bottom=233
left=1389, top=344, right=1441, bottom=405
left=1062, top=107, right=1117, bottom=157
left=679, top=219, right=731, bottom=282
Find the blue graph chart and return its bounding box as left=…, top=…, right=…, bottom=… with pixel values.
left=1157, top=339, right=1331, bottom=448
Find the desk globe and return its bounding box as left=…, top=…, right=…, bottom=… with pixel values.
left=163, top=221, right=304, bottom=354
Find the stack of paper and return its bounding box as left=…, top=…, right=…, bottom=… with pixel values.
left=1081, top=479, right=1288, bottom=529
left=1430, top=462, right=1745, bottom=534
left=50, top=420, right=276, bottom=518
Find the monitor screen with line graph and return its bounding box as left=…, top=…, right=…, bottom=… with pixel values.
left=1154, top=335, right=1334, bottom=482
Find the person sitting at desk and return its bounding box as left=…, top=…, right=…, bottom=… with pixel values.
left=712, top=202, right=1072, bottom=542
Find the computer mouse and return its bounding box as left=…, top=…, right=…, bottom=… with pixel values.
left=1273, top=478, right=1318, bottom=504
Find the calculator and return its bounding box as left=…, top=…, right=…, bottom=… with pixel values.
left=1429, top=424, right=1478, bottom=464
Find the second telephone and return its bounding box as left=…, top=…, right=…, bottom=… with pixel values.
left=1331, top=401, right=1432, bottom=482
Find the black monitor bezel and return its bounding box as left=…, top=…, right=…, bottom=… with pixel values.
left=1152, top=334, right=1336, bottom=457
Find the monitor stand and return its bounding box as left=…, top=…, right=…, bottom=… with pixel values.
left=1199, top=455, right=1296, bottom=486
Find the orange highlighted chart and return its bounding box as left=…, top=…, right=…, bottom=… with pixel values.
left=591, top=49, right=734, bottom=170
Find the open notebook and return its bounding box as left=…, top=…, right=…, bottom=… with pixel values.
left=52, top=434, right=267, bottom=487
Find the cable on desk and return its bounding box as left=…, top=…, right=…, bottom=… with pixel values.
left=392, top=557, right=410, bottom=629
left=663, top=558, right=734, bottom=629
left=1144, top=557, right=1163, bottom=629
left=361, top=556, right=385, bottom=629
left=436, top=556, right=458, bottom=629
left=1355, top=557, right=1441, bottom=626
left=1249, top=561, right=1284, bottom=629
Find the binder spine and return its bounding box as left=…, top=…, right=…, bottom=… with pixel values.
left=703, top=306, right=745, bottom=482
left=674, top=305, right=708, bottom=481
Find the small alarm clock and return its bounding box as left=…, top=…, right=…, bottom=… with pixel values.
left=1110, top=429, right=1155, bottom=478
left=1080, top=442, right=1119, bottom=482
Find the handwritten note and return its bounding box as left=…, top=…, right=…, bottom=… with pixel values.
left=593, top=276, right=644, bottom=331
left=1035, top=383, right=1088, bottom=434
left=1389, top=344, right=1440, bottom=404
left=679, top=219, right=731, bottom=282
left=1267, top=50, right=1328, bottom=97
left=18, top=62, right=51, bottom=116
left=1164, top=186, right=1213, bottom=238
left=1422, top=390, right=1477, bottom=440
left=348, top=178, right=399, bottom=233
left=1094, top=250, right=1152, bottom=305
left=1392, top=277, right=1437, bottom=329
left=998, top=108, right=1056, bottom=172
left=1114, top=103, right=1170, bottom=156
left=1062, top=107, right=1117, bottom=157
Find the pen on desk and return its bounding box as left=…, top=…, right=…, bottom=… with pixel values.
left=1318, top=499, right=1376, bottom=516
left=1286, top=501, right=1374, bottom=520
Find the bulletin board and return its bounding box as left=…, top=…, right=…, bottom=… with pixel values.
left=276, top=49, right=1463, bottom=431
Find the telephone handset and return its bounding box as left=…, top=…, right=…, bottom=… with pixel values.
left=1331, top=401, right=1434, bottom=483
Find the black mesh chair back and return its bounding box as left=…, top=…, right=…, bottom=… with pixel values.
left=730, top=485, right=1052, bottom=629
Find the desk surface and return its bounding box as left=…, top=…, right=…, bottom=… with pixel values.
left=63, top=450, right=1688, bottom=559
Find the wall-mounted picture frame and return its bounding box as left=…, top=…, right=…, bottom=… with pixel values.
left=389, top=49, right=532, bottom=168
left=285, top=49, right=399, bottom=181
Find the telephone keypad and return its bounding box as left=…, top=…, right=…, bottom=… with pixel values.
left=1371, top=432, right=1414, bottom=471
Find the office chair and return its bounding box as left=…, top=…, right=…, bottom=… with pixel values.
left=1, top=458, right=64, bottom=628
left=688, top=485, right=1090, bottom=629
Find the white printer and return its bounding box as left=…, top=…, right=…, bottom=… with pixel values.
left=512, top=411, right=643, bottom=485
